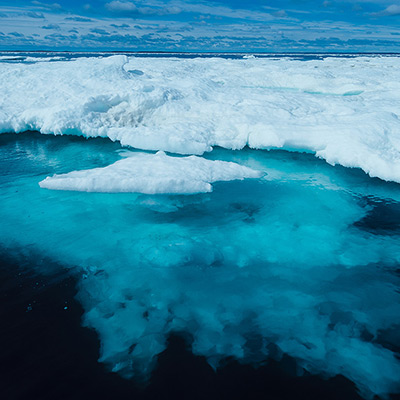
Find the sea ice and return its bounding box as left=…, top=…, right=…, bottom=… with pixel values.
left=39, top=151, right=262, bottom=194
left=1, top=55, right=400, bottom=182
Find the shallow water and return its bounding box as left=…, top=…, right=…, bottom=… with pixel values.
left=1, top=132, right=399, bottom=398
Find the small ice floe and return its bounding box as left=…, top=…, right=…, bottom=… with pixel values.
left=39, top=151, right=262, bottom=194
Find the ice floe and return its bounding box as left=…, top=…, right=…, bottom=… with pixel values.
left=39, top=151, right=262, bottom=194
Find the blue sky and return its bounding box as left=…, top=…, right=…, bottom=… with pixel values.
left=0, top=0, right=399, bottom=51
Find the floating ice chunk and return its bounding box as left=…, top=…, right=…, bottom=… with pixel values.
left=39, top=151, right=262, bottom=194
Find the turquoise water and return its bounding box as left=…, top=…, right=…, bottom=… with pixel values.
left=1, top=132, right=400, bottom=398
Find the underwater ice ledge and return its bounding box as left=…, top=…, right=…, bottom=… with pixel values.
left=1, top=131, right=400, bottom=399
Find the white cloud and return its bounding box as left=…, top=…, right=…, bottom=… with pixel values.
left=31, top=1, right=62, bottom=10
left=105, top=1, right=181, bottom=16
left=370, top=4, right=400, bottom=17
left=25, top=11, right=45, bottom=18
left=42, top=23, right=60, bottom=30
left=377, top=4, right=400, bottom=16
left=170, top=1, right=275, bottom=21
left=105, top=1, right=138, bottom=13
left=272, top=10, right=288, bottom=18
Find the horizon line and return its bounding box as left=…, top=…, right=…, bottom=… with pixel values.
left=1, top=50, right=400, bottom=55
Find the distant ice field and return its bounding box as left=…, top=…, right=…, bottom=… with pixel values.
left=1, top=54, right=400, bottom=399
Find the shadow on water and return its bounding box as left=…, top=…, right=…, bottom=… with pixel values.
left=354, top=196, right=400, bottom=235
left=135, top=180, right=268, bottom=228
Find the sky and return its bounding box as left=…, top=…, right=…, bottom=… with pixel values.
left=0, top=0, right=399, bottom=52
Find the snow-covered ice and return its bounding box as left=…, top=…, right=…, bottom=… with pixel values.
left=1, top=55, right=400, bottom=183
left=39, top=151, right=262, bottom=194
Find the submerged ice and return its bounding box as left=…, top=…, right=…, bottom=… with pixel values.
left=39, top=151, right=261, bottom=194
left=1, top=55, right=400, bottom=183
left=1, top=132, right=400, bottom=398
